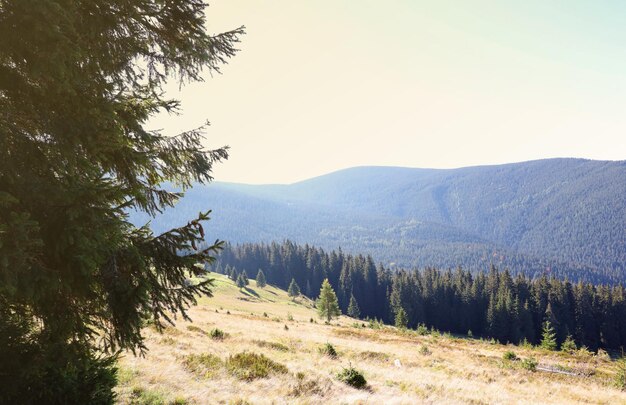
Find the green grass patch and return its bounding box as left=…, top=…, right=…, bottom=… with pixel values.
left=226, top=352, right=288, bottom=381
left=182, top=353, right=223, bottom=378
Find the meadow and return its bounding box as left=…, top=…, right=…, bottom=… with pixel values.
left=116, top=274, right=626, bottom=404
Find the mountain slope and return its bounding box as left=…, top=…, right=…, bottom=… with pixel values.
left=131, top=158, right=626, bottom=282
left=115, top=273, right=626, bottom=404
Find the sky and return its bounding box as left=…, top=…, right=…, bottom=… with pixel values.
left=150, top=1, right=626, bottom=184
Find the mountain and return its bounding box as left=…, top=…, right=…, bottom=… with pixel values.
left=130, top=158, right=626, bottom=283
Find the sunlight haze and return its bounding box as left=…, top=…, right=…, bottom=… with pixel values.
left=150, top=1, right=626, bottom=184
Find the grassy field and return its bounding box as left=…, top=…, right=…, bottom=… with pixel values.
left=116, top=273, right=626, bottom=404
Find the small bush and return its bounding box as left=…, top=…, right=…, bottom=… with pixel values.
left=576, top=346, right=593, bottom=358
left=209, top=328, right=227, bottom=340
left=337, top=366, right=367, bottom=389
left=287, top=313, right=294, bottom=321
left=520, top=338, right=533, bottom=349
left=419, top=345, right=431, bottom=356
left=503, top=351, right=518, bottom=361
left=309, top=318, right=314, bottom=323
left=520, top=357, right=537, bottom=372
left=182, top=353, right=223, bottom=378
left=561, top=335, right=577, bottom=353
left=284, top=324, right=289, bottom=331
left=226, top=352, right=288, bottom=381
left=415, top=324, right=429, bottom=336
left=263, top=312, right=268, bottom=317
left=319, top=343, right=338, bottom=358
left=467, top=329, right=473, bottom=338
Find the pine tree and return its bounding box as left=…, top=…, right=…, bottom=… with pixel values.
left=0, top=1, right=244, bottom=402
left=236, top=273, right=246, bottom=289
left=256, top=269, right=267, bottom=288
left=540, top=321, right=558, bottom=351
left=317, top=279, right=341, bottom=322
left=395, top=307, right=408, bottom=329
left=241, top=270, right=249, bottom=286
left=288, top=278, right=300, bottom=299
left=347, top=294, right=361, bottom=319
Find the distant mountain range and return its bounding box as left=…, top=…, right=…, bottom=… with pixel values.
left=130, top=158, right=626, bottom=284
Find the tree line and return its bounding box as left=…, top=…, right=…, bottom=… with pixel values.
left=212, top=240, right=626, bottom=352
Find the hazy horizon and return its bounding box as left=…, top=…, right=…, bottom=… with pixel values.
left=150, top=1, right=626, bottom=184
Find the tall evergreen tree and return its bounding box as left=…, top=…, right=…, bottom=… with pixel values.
left=236, top=273, right=246, bottom=289
left=395, top=307, right=408, bottom=329
left=241, top=270, right=249, bottom=286
left=256, top=269, right=267, bottom=288
left=288, top=278, right=300, bottom=299
left=347, top=294, right=361, bottom=319
left=317, top=279, right=341, bottom=322
left=0, top=1, right=244, bottom=402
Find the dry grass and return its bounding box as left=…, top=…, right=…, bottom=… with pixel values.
left=116, top=273, right=626, bottom=404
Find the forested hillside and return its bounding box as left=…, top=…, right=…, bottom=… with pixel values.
left=134, top=158, right=626, bottom=283
left=212, top=241, right=626, bottom=352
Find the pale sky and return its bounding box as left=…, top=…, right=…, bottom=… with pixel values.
left=150, top=1, right=626, bottom=184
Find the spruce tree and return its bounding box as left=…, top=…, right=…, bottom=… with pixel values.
left=395, top=307, right=408, bottom=329
left=561, top=335, right=577, bottom=352
left=317, top=279, right=341, bottom=322
left=0, top=1, right=244, bottom=402
left=256, top=269, right=267, bottom=288
left=540, top=321, right=558, bottom=351
left=288, top=278, right=300, bottom=299
left=236, top=273, right=246, bottom=289
left=347, top=294, right=361, bottom=319
left=241, top=270, right=249, bottom=286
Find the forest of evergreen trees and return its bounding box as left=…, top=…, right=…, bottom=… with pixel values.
left=211, top=241, right=626, bottom=352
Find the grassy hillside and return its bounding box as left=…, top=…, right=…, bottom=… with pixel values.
left=115, top=274, right=626, bottom=404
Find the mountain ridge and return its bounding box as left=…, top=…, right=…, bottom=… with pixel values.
left=131, top=158, right=626, bottom=283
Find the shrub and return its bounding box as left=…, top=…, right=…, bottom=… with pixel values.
left=503, top=351, right=518, bottom=361
left=209, top=328, right=226, bottom=340
left=287, top=313, right=294, bottom=321
left=284, top=324, right=289, bottom=331
left=520, top=357, right=538, bottom=372
left=319, top=343, right=338, bottom=358
left=415, top=324, right=429, bottom=336
left=182, top=353, right=223, bottom=378
left=226, top=352, right=288, bottom=380
left=419, top=345, right=431, bottom=356
left=561, top=335, right=577, bottom=353
left=467, top=329, right=473, bottom=338
left=263, top=312, right=268, bottom=318
left=337, top=366, right=367, bottom=389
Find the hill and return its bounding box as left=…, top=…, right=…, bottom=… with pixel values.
left=130, top=158, right=626, bottom=283
left=115, top=273, right=626, bottom=404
